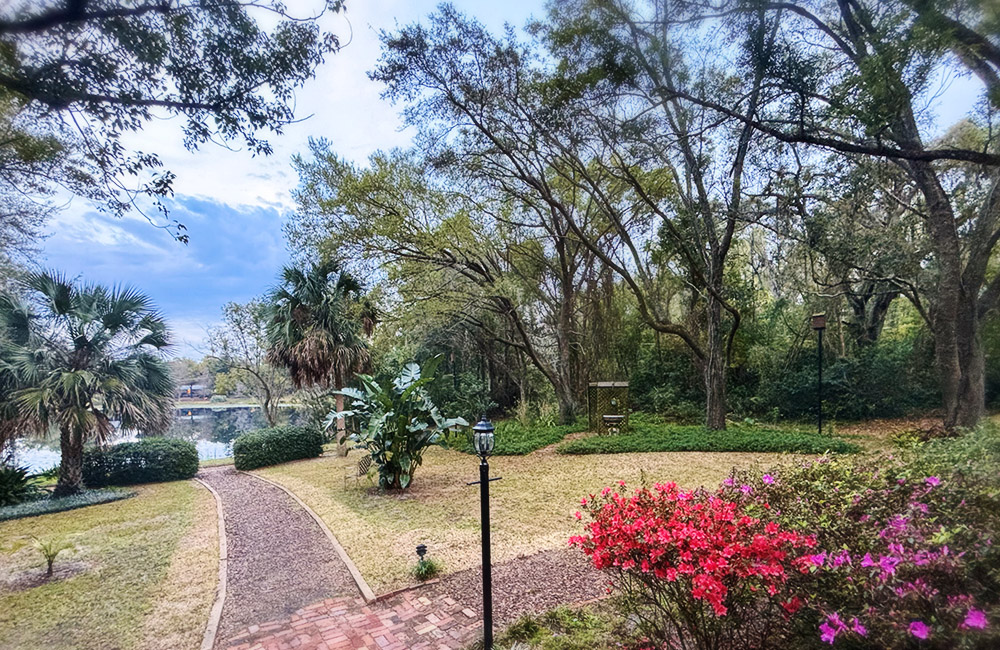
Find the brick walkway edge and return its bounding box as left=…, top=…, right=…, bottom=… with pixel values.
left=223, top=588, right=481, bottom=650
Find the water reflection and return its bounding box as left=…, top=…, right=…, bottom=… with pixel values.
left=9, top=405, right=307, bottom=473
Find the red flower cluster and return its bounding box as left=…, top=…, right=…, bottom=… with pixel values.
left=571, top=482, right=817, bottom=616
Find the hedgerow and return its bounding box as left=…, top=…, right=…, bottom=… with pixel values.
left=82, top=438, right=199, bottom=487
left=232, top=425, right=324, bottom=470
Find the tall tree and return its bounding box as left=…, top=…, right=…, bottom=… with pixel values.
left=208, top=299, right=290, bottom=426
left=290, top=146, right=614, bottom=423
left=0, top=271, right=174, bottom=496
left=371, top=4, right=778, bottom=428
left=0, top=0, right=345, bottom=239
left=266, top=259, right=374, bottom=453
left=652, top=0, right=999, bottom=428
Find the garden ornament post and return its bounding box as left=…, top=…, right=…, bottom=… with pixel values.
left=468, top=416, right=499, bottom=649
left=811, top=313, right=827, bottom=436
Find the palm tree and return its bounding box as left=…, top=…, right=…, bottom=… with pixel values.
left=0, top=272, right=174, bottom=496
left=266, top=260, right=374, bottom=455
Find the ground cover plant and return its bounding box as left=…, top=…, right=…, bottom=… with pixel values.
left=0, top=488, right=135, bottom=522
left=461, top=419, right=588, bottom=456
left=255, top=445, right=791, bottom=592
left=558, top=416, right=859, bottom=455
left=494, top=605, right=621, bottom=650
left=0, top=481, right=217, bottom=650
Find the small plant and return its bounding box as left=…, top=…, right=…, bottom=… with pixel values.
left=31, top=536, right=74, bottom=577
left=412, top=556, right=443, bottom=581
left=0, top=464, right=42, bottom=506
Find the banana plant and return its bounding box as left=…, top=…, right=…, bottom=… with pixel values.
left=325, top=356, right=467, bottom=489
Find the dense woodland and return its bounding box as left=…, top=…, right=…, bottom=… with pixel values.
left=277, top=0, right=1000, bottom=431
left=2, top=0, right=1000, bottom=436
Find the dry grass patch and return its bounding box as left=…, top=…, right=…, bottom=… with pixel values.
left=140, top=481, right=219, bottom=650
left=0, top=480, right=217, bottom=650
left=257, top=447, right=790, bottom=592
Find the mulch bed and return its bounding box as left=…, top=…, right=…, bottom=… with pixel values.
left=0, top=561, right=90, bottom=593
left=199, top=467, right=359, bottom=644
left=427, top=546, right=608, bottom=626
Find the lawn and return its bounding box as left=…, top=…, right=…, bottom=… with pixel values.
left=256, top=444, right=793, bottom=593
left=0, top=480, right=218, bottom=650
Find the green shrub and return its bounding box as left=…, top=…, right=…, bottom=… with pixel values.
left=0, top=464, right=43, bottom=506
left=720, top=426, right=1000, bottom=648
left=461, top=419, right=586, bottom=456
left=411, top=557, right=443, bottom=581
left=82, top=438, right=199, bottom=487
left=0, top=488, right=135, bottom=521
left=558, top=420, right=859, bottom=455
left=232, top=425, right=324, bottom=470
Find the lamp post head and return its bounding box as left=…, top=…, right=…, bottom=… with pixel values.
left=472, top=415, right=495, bottom=460
left=811, top=313, right=827, bottom=331
left=416, top=544, right=427, bottom=560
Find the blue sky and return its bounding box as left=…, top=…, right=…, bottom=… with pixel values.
left=38, top=0, right=981, bottom=357
left=39, top=0, right=546, bottom=357
left=43, top=197, right=288, bottom=355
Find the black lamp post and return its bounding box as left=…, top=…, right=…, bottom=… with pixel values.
left=811, top=313, right=827, bottom=435
left=470, top=416, right=496, bottom=650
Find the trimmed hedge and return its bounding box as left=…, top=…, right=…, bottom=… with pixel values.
left=0, top=488, right=135, bottom=522
left=82, top=438, right=199, bottom=487
left=557, top=424, right=860, bottom=455
left=232, top=425, right=324, bottom=470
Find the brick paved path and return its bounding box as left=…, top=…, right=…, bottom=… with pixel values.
left=222, top=589, right=481, bottom=650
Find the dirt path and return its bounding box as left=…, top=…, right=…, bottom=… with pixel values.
left=197, top=467, right=358, bottom=646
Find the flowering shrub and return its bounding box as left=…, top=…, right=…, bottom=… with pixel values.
left=720, top=443, right=1000, bottom=649
left=571, top=481, right=818, bottom=649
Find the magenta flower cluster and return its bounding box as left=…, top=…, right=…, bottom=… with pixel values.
left=718, top=461, right=998, bottom=648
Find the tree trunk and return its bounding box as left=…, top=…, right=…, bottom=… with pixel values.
left=335, top=392, right=349, bottom=456
left=942, top=293, right=985, bottom=429
left=908, top=160, right=985, bottom=430
left=53, top=425, right=84, bottom=497
left=557, top=391, right=577, bottom=425
left=704, top=294, right=727, bottom=430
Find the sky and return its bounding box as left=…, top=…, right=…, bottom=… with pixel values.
left=38, top=0, right=981, bottom=358
left=39, top=0, right=546, bottom=358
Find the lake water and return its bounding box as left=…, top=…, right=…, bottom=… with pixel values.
left=8, top=405, right=308, bottom=473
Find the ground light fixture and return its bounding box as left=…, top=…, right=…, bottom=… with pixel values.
left=811, top=313, right=827, bottom=436
left=468, top=416, right=499, bottom=649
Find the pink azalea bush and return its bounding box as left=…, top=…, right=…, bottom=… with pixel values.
left=573, top=429, right=1000, bottom=649
left=719, top=435, right=1000, bottom=649
left=571, top=481, right=818, bottom=649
